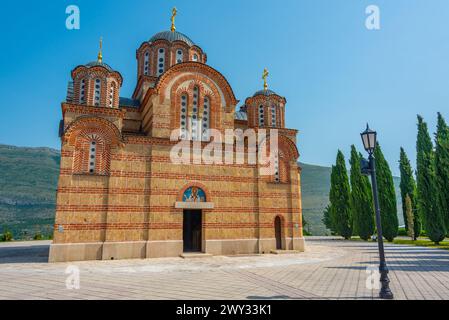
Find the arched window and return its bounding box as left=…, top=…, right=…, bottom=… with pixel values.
left=157, top=48, right=165, bottom=76
left=144, top=51, right=150, bottom=75
left=180, top=94, right=188, bottom=139
left=274, top=153, right=280, bottom=183
left=176, top=49, right=183, bottom=64
left=108, top=83, right=115, bottom=108
left=88, top=140, right=97, bottom=173
left=279, top=160, right=289, bottom=183
left=202, top=96, right=210, bottom=141
left=79, top=79, right=86, bottom=104
left=271, top=105, right=277, bottom=127
left=259, top=105, right=265, bottom=127
left=94, top=79, right=101, bottom=106
left=190, top=86, right=200, bottom=141
left=192, top=53, right=198, bottom=62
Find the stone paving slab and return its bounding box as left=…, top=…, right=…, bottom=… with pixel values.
left=0, top=238, right=448, bottom=300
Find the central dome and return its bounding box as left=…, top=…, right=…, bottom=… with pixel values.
left=149, top=30, right=195, bottom=47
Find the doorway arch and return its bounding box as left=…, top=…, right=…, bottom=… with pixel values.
left=274, top=216, right=282, bottom=250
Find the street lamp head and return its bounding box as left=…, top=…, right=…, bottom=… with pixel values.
left=361, top=123, right=377, bottom=154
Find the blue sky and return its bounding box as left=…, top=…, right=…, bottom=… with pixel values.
left=1, top=0, right=448, bottom=175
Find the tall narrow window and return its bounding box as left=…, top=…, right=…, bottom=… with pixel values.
left=271, top=105, right=276, bottom=127
left=88, top=140, right=97, bottom=173
left=274, top=153, right=280, bottom=183
left=259, top=105, right=265, bottom=127
left=192, top=53, right=198, bottom=62
left=180, top=94, right=188, bottom=139
left=190, top=87, right=199, bottom=141
left=144, top=51, right=150, bottom=75
left=202, top=96, right=210, bottom=141
left=94, top=79, right=101, bottom=106
left=108, top=83, right=115, bottom=108
left=79, top=79, right=86, bottom=104
left=157, top=48, right=165, bottom=76
left=176, top=49, right=183, bottom=64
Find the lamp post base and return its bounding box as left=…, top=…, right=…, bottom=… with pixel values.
left=380, top=288, right=394, bottom=300
left=379, top=270, right=394, bottom=299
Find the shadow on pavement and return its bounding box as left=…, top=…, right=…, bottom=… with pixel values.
left=0, top=245, right=49, bottom=264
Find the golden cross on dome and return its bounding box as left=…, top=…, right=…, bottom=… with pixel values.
left=97, top=37, right=103, bottom=63
left=171, top=7, right=177, bottom=32
left=262, top=68, right=269, bottom=91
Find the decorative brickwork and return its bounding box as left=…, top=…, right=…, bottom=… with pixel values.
left=50, top=25, right=304, bottom=262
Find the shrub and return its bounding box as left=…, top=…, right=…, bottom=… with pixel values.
left=1, top=231, right=13, bottom=242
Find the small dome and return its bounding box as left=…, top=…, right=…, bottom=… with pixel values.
left=85, top=61, right=114, bottom=72
left=149, top=30, right=195, bottom=47
left=253, top=89, right=278, bottom=97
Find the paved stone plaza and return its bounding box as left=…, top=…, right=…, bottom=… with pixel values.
left=0, top=237, right=448, bottom=300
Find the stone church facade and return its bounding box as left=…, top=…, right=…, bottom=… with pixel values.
left=49, top=13, right=305, bottom=262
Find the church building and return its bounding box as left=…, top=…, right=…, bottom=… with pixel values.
left=49, top=9, right=305, bottom=262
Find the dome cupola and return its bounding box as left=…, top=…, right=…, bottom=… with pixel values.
left=245, top=69, right=287, bottom=128
left=136, top=8, right=207, bottom=80
left=70, top=38, right=123, bottom=108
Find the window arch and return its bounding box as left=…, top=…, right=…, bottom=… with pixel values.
left=176, top=49, right=183, bottom=64
left=108, top=82, right=115, bottom=108
left=259, top=105, right=265, bottom=127
left=273, top=151, right=289, bottom=183
left=94, top=78, right=101, bottom=106
left=79, top=79, right=86, bottom=104
left=143, top=51, right=150, bottom=75
left=73, top=133, right=108, bottom=175
left=157, top=48, right=165, bottom=76
left=88, top=139, right=97, bottom=173
left=202, top=96, right=210, bottom=141
left=180, top=94, right=188, bottom=139
left=271, top=105, right=277, bottom=127
left=190, top=86, right=200, bottom=141
left=192, top=53, right=198, bottom=62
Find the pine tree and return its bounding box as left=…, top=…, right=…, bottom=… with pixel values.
left=435, top=112, right=449, bottom=233
left=399, top=147, right=421, bottom=237
left=329, top=150, right=352, bottom=239
left=405, top=194, right=415, bottom=240
left=349, top=145, right=375, bottom=240
left=374, top=142, right=399, bottom=241
left=416, top=115, right=446, bottom=244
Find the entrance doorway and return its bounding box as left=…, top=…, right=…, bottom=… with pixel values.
left=275, top=216, right=282, bottom=250
left=183, top=210, right=202, bottom=252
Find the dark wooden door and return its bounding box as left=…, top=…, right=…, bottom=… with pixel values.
left=275, top=216, right=282, bottom=250
left=183, top=210, right=202, bottom=252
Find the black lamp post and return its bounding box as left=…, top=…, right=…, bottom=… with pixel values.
left=360, top=124, right=394, bottom=300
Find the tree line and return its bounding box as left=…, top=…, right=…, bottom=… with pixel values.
left=323, top=113, right=449, bottom=244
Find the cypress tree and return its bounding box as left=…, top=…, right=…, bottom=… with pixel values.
left=416, top=115, right=446, bottom=244
left=435, top=112, right=449, bottom=232
left=322, top=204, right=335, bottom=234
left=349, top=145, right=375, bottom=240
left=399, top=147, right=421, bottom=237
left=329, top=150, right=352, bottom=239
left=374, top=142, right=399, bottom=241
left=405, top=194, right=415, bottom=240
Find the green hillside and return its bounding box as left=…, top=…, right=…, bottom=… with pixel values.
left=0, top=144, right=403, bottom=239
left=0, top=144, right=59, bottom=238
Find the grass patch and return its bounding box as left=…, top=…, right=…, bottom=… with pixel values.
left=393, top=238, right=449, bottom=251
